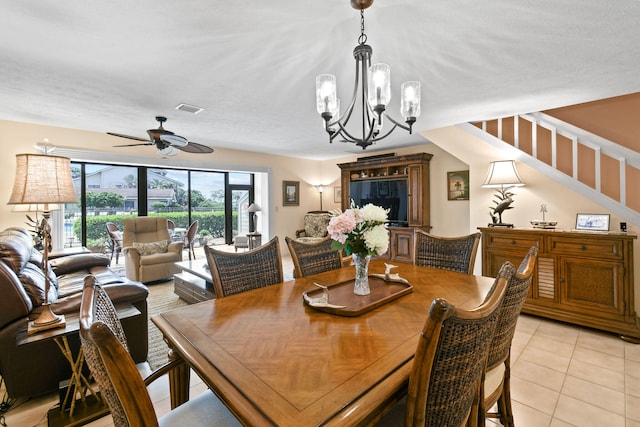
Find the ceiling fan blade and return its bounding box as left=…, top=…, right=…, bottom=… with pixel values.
left=107, top=132, right=149, bottom=142
left=178, top=142, right=214, bottom=154
left=113, top=142, right=154, bottom=147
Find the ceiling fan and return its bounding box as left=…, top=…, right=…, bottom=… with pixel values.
left=108, top=116, right=214, bottom=156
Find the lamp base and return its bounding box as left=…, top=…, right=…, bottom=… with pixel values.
left=488, top=223, right=514, bottom=228
left=28, top=305, right=66, bottom=335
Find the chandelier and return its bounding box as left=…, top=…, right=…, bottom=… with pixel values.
left=315, top=0, right=421, bottom=149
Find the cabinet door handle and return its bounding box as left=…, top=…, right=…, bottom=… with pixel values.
left=559, top=278, right=565, bottom=283
left=510, top=240, right=516, bottom=245
left=579, top=245, right=586, bottom=251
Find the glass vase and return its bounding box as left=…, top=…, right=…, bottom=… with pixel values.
left=352, top=253, right=372, bottom=296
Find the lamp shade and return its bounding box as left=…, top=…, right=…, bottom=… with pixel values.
left=247, top=203, right=261, bottom=213
left=481, top=160, right=525, bottom=188
left=8, top=154, right=77, bottom=206
left=12, top=203, right=61, bottom=212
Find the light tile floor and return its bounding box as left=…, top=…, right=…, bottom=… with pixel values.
left=4, top=250, right=640, bottom=426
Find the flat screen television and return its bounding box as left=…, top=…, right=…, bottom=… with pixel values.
left=349, top=179, right=409, bottom=226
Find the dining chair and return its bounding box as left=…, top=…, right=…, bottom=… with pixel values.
left=285, top=236, right=347, bottom=278
left=79, top=275, right=241, bottom=427
left=204, top=236, right=283, bottom=298
left=479, top=246, right=538, bottom=427
left=414, top=230, right=481, bottom=274
left=376, top=261, right=515, bottom=427
left=105, top=222, right=123, bottom=265
left=183, top=220, right=199, bottom=260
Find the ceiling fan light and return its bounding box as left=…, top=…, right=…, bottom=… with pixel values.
left=401, top=81, right=421, bottom=119
left=368, top=63, right=391, bottom=108
left=158, top=146, right=179, bottom=156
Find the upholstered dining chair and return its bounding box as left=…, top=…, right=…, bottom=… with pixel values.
left=285, top=236, right=348, bottom=278
left=479, top=246, right=538, bottom=427
left=106, top=222, right=123, bottom=265
left=122, top=216, right=183, bottom=283
left=414, top=230, right=481, bottom=274
left=79, top=275, right=241, bottom=427
left=183, top=220, right=199, bottom=260
left=204, top=236, right=283, bottom=298
left=376, top=261, right=515, bottom=427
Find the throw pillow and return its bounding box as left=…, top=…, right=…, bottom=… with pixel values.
left=133, top=240, right=169, bottom=256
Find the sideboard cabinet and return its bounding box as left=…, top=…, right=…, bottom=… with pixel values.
left=479, top=227, right=639, bottom=341
left=338, top=153, right=432, bottom=262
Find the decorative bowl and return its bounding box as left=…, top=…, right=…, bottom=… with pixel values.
left=530, top=220, right=557, bottom=229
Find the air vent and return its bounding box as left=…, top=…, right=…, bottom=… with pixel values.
left=175, top=103, right=204, bottom=114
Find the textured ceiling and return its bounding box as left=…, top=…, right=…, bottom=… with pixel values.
left=1, top=0, right=639, bottom=160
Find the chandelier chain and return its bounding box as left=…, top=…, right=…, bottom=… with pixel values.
left=358, top=9, right=367, bottom=45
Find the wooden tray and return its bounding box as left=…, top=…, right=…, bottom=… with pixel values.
left=302, top=276, right=413, bottom=317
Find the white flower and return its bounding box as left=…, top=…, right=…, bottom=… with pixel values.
left=360, top=203, right=389, bottom=222
left=363, top=224, right=389, bottom=255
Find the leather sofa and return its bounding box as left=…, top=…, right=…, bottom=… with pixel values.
left=0, top=227, right=149, bottom=399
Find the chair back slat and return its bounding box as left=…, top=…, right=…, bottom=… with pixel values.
left=487, top=246, right=538, bottom=370
left=285, top=236, right=342, bottom=278
left=205, top=236, right=283, bottom=298
left=414, top=231, right=481, bottom=274
left=406, top=261, right=514, bottom=427
left=80, top=275, right=157, bottom=427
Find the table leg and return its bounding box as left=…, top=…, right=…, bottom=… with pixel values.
left=168, top=347, right=190, bottom=409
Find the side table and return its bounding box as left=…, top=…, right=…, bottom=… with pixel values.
left=17, top=304, right=140, bottom=426
left=247, top=233, right=262, bottom=250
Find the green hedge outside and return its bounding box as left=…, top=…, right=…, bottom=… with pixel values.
left=74, top=211, right=236, bottom=242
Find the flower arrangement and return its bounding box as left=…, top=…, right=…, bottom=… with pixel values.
left=327, top=202, right=389, bottom=256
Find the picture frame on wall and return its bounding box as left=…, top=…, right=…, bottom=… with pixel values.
left=334, top=187, right=342, bottom=203
left=283, top=180, right=300, bottom=206
left=447, top=170, right=469, bottom=201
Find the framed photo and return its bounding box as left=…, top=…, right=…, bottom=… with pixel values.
left=282, top=180, right=300, bottom=206
left=575, top=213, right=610, bottom=231
left=334, top=187, right=342, bottom=203
left=447, top=170, right=469, bottom=201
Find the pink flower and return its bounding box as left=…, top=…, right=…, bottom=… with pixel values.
left=327, top=211, right=357, bottom=243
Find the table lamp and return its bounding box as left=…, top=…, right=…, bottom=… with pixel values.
left=481, top=160, right=525, bottom=228
left=247, top=202, right=261, bottom=233
left=8, top=154, right=77, bottom=332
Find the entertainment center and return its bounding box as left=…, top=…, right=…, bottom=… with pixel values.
left=337, top=153, right=432, bottom=262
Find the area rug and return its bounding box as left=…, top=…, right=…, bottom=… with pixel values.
left=146, top=280, right=188, bottom=369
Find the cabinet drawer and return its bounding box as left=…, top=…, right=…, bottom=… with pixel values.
left=485, top=232, right=540, bottom=250
left=548, top=237, right=623, bottom=259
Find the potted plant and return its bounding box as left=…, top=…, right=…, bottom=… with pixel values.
left=87, top=237, right=108, bottom=254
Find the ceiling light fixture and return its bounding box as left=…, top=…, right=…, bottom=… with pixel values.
left=315, top=0, right=421, bottom=150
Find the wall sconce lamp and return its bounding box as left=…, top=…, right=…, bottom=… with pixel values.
left=481, top=160, right=525, bottom=228
left=7, top=154, right=77, bottom=333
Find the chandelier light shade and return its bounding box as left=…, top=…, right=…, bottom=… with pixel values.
left=482, top=160, right=525, bottom=228
left=315, top=1, right=421, bottom=149
left=8, top=153, right=77, bottom=332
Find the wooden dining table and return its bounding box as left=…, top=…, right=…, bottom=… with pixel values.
left=151, top=259, right=496, bottom=426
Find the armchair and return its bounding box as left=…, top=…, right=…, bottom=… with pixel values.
left=295, top=211, right=331, bottom=242
left=122, top=217, right=183, bottom=283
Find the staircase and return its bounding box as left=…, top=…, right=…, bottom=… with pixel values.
left=457, top=112, right=640, bottom=225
